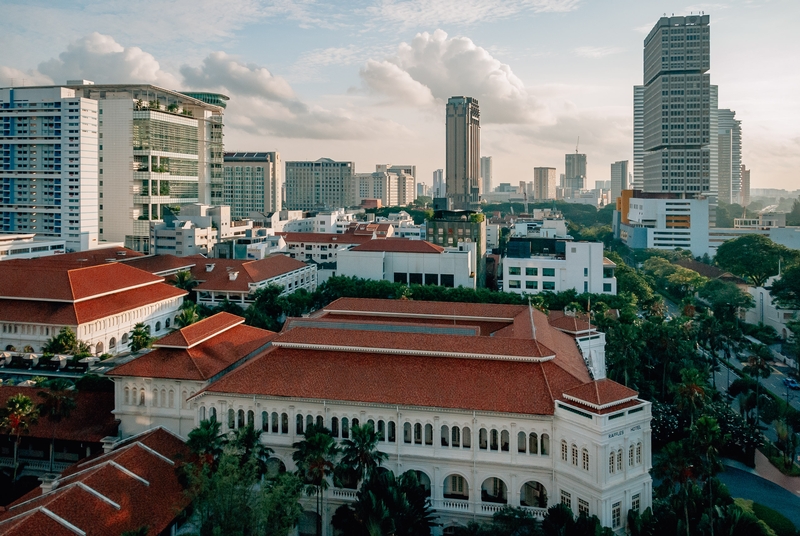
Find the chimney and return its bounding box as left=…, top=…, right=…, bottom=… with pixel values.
left=101, top=435, right=122, bottom=454
left=228, top=271, right=239, bottom=281
left=205, top=263, right=215, bottom=272
left=39, top=473, right=60, bottom=493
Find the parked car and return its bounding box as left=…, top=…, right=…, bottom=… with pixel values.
left=782, top=378, right=800, bottom=390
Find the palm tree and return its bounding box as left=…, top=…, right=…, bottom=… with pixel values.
left=171, top=270, right=198, bottom=294
left=187, top=418, right=226, bottom=467
left=339, top=422, right=387, bottom=485
left=673, top=368, right=707, bottom=425
left=743, top=345, right=772, bottom=423
left=129, top=323, right=154, bottom=353
left=1, top=394, right=40, bottom=482
left=231, top=424, right=273, bottom=476
left=652, top=441, right=695, bottom=536
left=175, top=302, right=200, bottom=328
left=292, top=424, right=340, bottom=536
left=37, top=379, right=77, bottom=471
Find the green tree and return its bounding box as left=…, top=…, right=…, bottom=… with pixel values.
left=175, top=301, right=200, bottom=328
left=187, top=418, right=226, bottom=467
left=786, top=199, right=800, bottom=226
left=673, top=368, right=708, bottom=425
left=41, top=326, right=90, bottom=356
left=770, top=263, right=800, bottom=310
left=129, top=322, right=154, bottom=352
left=292, top=424, right=340, bottom=536
left=714, top=234, right=798, bottom=287
left=231, top=423, right=273, bottom=477
left=37, top=379, right=76, bottom=472
left=743, top=345, right=772, bottom=423
left=698, top=279, right=755, bottom=323
left=1, top=394, right=40, bottom=481
left=245, top=285, right=285, bottom=331
left=339, top=422, right=388, bottom=484
left=171, top=270, right=198, bottom=294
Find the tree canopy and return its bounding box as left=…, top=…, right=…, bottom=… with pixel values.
left=714, top=234, right=799, bottom=287
left=769, top=263, right=800, bottom=309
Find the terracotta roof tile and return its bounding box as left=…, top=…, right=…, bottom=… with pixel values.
left=561, top=378, right=639, bottom=411
left=277, top=232, right=374, bottom=245
left=547, top=314, right=594, bottom=334
left=324, top=298, right=527, bottom=320
left=0, top=247, right=143, bottom=270
left=349, top=239, right=445, bottom=254
left=154, top=312, right=244, bottom=348
left=119, top=254, right=198, bottom=275
left=191, top=255, right=310, bottom=293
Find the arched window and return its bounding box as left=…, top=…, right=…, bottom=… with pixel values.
left=617, top=450, right=623, bottom=472
left=529, top=433, right=538, bottom=455
left=296, top=414, right=304, bottom=435
left=155, top=321, right=161, bottom=332
left=124, top=387, right=130, bottom=405
left=342, top=417, right=350, bottom=439
left=228, top=409, right=235, bottom=429
left=452, top=426, right=460, bottom=448
left=316, top=415, right=323, bottom=428
left=463, top=427, right=471, bottom=448
left=281, top=413, right=288, bottom=434
left=479, top=428, right=488, bottom=450
left=200, top=406, right=206, bottom=420
left=420, top=424, right=430, bottom=445
left=490, top=429, right=499, bottom=451
left=271, top=412, right=279, bottom=433
left=151, top=389, right=158, bottom=407
left=331, top=417, right=339, bottom=437
left=636, top=443, right=642, bottom=465
left=247, top=410, right=254, bottom=427
left=501, top=430, right=510, bottom=452
left=109, top=337, right=116, bottom=349
left=518, top=432, right=526, bottom=453
left=541, top=434, right=550, bottom=455
left=629, top=445, right=635, bottom=467
left=377, top=420, right=386, bottom=441
left=388, top=421, right=396, bottom=442
left=582, top=448, right=590, bottom=471
left=165, top=318, right=171, bottom=329
left=210, top=407, right=217, bottom=421
left=441, top=425, right=449, bottom=447
left=561, top=440, right=568, bottom=462
left=352, top=418, right=359, bottom=428
left=403, top=422, right=412, bottom=444
left=121, top=333, right=129, bottom=345
left=182, top=390, right=188, bottom=410
left=168, top=390, right=174, bottom=408
left=572, top=444, right=578, bottom=466
left=414, top=423, right=422, bottom=444
left=609, top=451, right=616, bottom=474
left=161, top=389, right=166, bottom=408
left=261, top=411, right=268, bottom=431
left=139, top=390, right=145, bottom=406
left=368, top=419, right=375, bottom=431
left=306, top=414, right=314, bottom=430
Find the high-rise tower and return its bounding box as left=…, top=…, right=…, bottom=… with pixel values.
left=610, top=161, right=629, bottom=202
left=633, top=86, right=644, bottom=190
left=446, top=96, right=480, bottom=210
left=480, top=156, right=492, bottom=196
left=642, top=15, right=711, bottom=196
left=717, top=109, right=741, bottom=205
left=564, top=152, right=587, bottom=191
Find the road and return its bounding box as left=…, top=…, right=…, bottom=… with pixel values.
left=718, top=465, right=800, bottom=529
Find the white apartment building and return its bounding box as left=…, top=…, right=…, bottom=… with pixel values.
left=0, top=233, right=65, bottom=261
left=223, top=152, right=282, bottom=218
left=285, top=158, right=355, bottom=210
left=533, top=168, right=557, bottom=200
left=150, top=204, right=253, bottom=257
left=503, top=242, right=616, bottom=295
left=337, top=239, right=476, bottom=289
left=433, top=169, right=445, bottom=198
left=0, top=259, right=185, bottom=355
left=480, top=156, right=492, bottom=196
left=108, top=299, right=652, bottom=534
left=64, top=82, right=227, bottom=253
left=746, top=278, right=799, bottom=341
left=377, top=164, right=417, bottom=205
left=0, top=86, right=100, bottom=251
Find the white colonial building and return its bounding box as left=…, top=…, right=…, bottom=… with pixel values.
left=107, top=299, right=652, bottom=534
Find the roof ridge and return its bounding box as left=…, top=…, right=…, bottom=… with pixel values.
left=40, top=507, right=86, bottom=535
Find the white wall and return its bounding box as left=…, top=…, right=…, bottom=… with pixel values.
left=503, top=243, right=616, bottom=295
left=337, top=250, right=475, bottom=289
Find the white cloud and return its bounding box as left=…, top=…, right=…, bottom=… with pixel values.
left=573, top=46, right=625, bottom=58
left=360, top=30, right=549, bottom=125
left=0, top=66, right=53, bottom=87
left=37, top=33, right=180, bottom=87
left=364, top=0, right=580, bottom=27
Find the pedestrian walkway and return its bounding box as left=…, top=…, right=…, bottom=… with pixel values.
left=753, top=450, right=800, bottom=497
left=719, top=461, right=800, bottom=529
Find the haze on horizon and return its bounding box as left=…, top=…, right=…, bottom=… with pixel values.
left=1, top=0, right=797, bottom=192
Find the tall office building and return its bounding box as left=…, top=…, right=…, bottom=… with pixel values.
left=445, top=96, right=480, bottom=210
left=740, top=165, right=750, bottom=206
left=533, top=167, right=557, bottom=200
left=285, top=158, right=354, bottom=210
left=716, top=109, right=741, bottom=205
left=64, top=82, right=226, bottom=253
left=642, top=15, right=711, bottom=195
left=0, top=86, right=99, bottom=251
left=480, top=156, right=492, bottom=195
left=564, top=153, right=587, bottom=191
left=432, top=169, right=444, bottom=198
left=223, top=152, right=281, bottom=219
left=708, top=85, right=719, bottom=200
left=610, top=160, right=629, bottom=202
left=633, top=86, right=644, bottom=190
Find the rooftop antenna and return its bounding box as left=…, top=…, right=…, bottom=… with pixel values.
left=576, top=136, right=580, bottom=155
left=528, top=296, right=537, bottom=340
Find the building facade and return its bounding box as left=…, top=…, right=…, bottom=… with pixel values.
left=0, top=233, right=65, bottom=261
left=633, top=86, right=645, bottom=191
left=433, top=168, right=445, bottom=198
left=0, top=86, right=100, bottom=251
left=610, top=161, right=629, bottom=203
left=641, top=15, right=711, bottom=195
left=716, top=109, right=741, bottom=205
left=446, top=97, right=481, bottom=210
left=223, top=152, right=282, bottom=218
left=285, top=158, right=355, bottom=210
left=426, top=210, right=486, bottom=287
left=533, top=167, right=557, bottom=200
left=564, top=153, right=587, bottom=192
left=740, top=165, right=750, bottom=206
left=480, top=156, right=492, bottom=196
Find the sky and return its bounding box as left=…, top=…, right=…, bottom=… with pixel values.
left=1, top=0, right=798, bottom=191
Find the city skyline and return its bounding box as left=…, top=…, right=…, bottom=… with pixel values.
left=1, top=1, right=798, bottom=191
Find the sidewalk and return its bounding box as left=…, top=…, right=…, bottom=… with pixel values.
left=753, top=450, right=800, bottom=497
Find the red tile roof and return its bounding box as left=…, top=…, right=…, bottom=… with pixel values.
left=0, top=428, right=190, bottom=536
left=0, top=247, right=143, bottom=270
left=0, top=262, right=166, bottom=302
left=349, top=239, right=445, bottom=254
left=547, top=312, right=594, bottom=334
left=277, top=232, right=374, bottom=245
left=0, top=284, right=186, bottom=325
left=0, top=387, right=118, bottom=442
left=119, top=254, right=198, bottom=275
left=324, top=297, right=527, bottom=320
left=561, top=379, right=639, bottom=411
left=109, top=315, right=276, bottom=381
left=190, top=255, right=310, bottom=293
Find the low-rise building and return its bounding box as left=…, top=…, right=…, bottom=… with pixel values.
left=337, top=239, right=476, bottom=288
left=150, top=204, right=253, bottom=257
left=427, top=210, right=487, bottom=287
left=0, top=233, right=66, bottom=261
left=503, top=241, right=616, bottom=295
left=746, top=276, right=800, bottom=341
left=279, top=225, right=393, bottom=264
left=0, top=258, right=185, bottom=355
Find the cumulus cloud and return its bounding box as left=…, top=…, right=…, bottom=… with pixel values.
left=364, top=0, right=580, bottom=27
left=37, top=33, right=180, bottom=87
left=0, top=66, right=53, bottom=87
left=360, top=30, right=549, bottom=124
